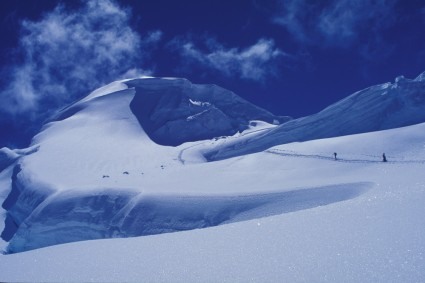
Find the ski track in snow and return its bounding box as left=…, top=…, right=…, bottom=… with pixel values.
left=267, top=149, right=425, bottom=164
left=177, top=141, right=206, bottom=165
left=177, top=126, right=274, bottom=164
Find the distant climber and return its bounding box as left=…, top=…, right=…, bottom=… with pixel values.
left=382, top=153, right=387, bottom=162
left=333, top=152, right=337, bottom=160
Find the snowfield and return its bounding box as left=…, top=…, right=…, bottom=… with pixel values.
left=1, top=76, right=425, bottom=282
left=206, top=71, right=425, bottom=160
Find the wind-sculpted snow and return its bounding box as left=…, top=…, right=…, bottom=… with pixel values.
left=125, top=78, right=289, bottom=146
left=205, top=72, right=425, bottom=160
left=5, top=182, right=371, bottom=253
left=0, top=147, right=40, bottom=173
left=0, top=148, right=21, bottom=172
left=1, top=165, right=54, bottom=242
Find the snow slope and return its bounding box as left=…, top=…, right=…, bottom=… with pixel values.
left=1, top=74, right=425, bottom=281
left=0, top=77, right=290, bottom=253
left=206, top=71, right=425, bottom=160
left=1, top=121, right=425, bottom=282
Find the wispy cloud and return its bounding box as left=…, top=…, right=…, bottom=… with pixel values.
left=0, top=0, right=161, bottom=121
left=272, top=0, right=313, bottom=43
left=273, top=0, right=397, bottom=47
left=170, top=37, right=286, bottom=81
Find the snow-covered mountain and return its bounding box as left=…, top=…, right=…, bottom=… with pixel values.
left=1, top=118, right=425, bottom=282
left=205, top=71, right=425, bottom=160
left=0, top=77, right=290, bottom=253
left=55, top=77, right=289, bottom=146
left=1, top=73, right=425, bottom=282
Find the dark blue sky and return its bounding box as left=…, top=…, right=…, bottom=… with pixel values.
left=1, top=0, right=425, bottom=147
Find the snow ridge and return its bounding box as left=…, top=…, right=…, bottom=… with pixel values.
left=205, top=71, right=425, bottom=161
left=125, top=78, right=290, bottom=146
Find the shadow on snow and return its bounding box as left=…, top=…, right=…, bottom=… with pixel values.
left=3, top=182, right=372, bottom=254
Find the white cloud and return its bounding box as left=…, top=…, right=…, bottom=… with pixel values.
left=273, top=0, right=397, bottom=46
left=173, top=38, right=285, bottom=81
left=145, top=30, right=163, bottom=44
left=272, top=0, right=312, bottom=43
left=0, top=0, right=160, bottom=119
left=318, top=0, right=396, bottom=43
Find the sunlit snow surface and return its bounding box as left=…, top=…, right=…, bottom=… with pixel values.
left=1, top=77, right=425, bottom=282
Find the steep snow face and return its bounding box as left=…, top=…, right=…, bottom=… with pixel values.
left=125, top=78, right=289, bottom=146
left=206, top=72, right=425, bottom=161
left=6, top=183, right=370, bottom=253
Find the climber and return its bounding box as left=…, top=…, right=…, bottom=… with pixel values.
left=382, top=153, right=387, bottom=162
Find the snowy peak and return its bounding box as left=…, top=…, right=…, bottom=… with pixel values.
left=52, top=77, right=289, bottom=147
left=0, top=76, right=292, bottom=253
left=125, top=77, right=289, bottom=146
left=1, top=71, right=425, bottom=255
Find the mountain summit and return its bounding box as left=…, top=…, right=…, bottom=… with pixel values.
left=55, top=77, right=289, bottom=147
left=0, top=77, right=289, bottom=253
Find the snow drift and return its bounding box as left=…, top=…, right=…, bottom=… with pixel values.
left=6, top=183, right=371, bottom=253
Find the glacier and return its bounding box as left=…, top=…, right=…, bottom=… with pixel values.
left=0, top=73, right=425, bottom=282
left=205, top=71, right=425, bottom=160
left=1, top=120, right=425, bottom=282
left=6, top=183, right=371, bottom=253
left=0, top=77, right=293, bottom=253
